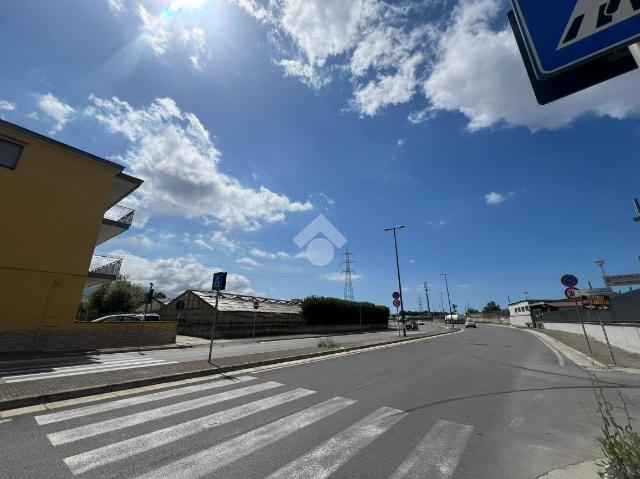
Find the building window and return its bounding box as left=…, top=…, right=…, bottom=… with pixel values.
left=0, top=138, right=23, bottom=169
left=525, top=306, right=530, bottom=311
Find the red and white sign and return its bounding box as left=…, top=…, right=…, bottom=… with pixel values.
left=253, top=300, right=259, bottom=310
left=564, top=287, right=579, bottom=299
left=393, top=299, right=401, bottom=308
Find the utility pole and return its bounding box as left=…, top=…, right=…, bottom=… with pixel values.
left=385, top=226, right=406, bottom=324
left=418, top=296, right=423, bottom=313
left=589, top=280, right=616, bottom=365
left=595, top=260, right=607, bottom=286
left=441, top=273, right=453, bottom=329
left=440, top=292, right=445, bottom=317
left=424, top=282, right=432, bottom=320
left=342, top=248, right=355, bottom=301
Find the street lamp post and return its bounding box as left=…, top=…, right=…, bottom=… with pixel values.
left=441, top=273, right=453, bottom=329
left=385, top=226, right=406, bottom=332
left=595, top=260, right=607, bottom=286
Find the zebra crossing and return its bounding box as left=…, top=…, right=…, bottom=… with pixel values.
left=0, top=353, right=175, bottom=383
left=33, top=375, right=475, bottom=478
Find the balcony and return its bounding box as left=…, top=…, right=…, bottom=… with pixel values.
left=86, top=255, right=122, bottom=287
left=96, top=204, right=135, bottom=246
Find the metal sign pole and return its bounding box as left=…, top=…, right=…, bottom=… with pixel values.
left=138, top=283, right=153, bottom=355
left=208, top=290, right=219, bottom=364
left=588, top=281, right=616, bottom=365
left=574, top=299, right=593, bottom=355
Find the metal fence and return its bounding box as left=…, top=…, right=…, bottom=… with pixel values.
left=89, top=255, right=122, bottom=276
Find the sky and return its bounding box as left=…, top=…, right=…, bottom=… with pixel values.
left=1, top=0, right=640, bottom=312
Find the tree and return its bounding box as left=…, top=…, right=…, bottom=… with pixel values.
left=483, top=300, right=501, bottom=314
left=88, top=276, right=145, bottom=317
left=467, top=307, right=480, bottom=314
left=154, top=291, right=167, bottom=299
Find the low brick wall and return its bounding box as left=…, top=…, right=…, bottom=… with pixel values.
left=0, top=322, right=177, bottom=352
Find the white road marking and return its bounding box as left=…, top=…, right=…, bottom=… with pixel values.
left=63, top=388, right=315, bottom=475
left=509, top=416, right=525, bottom=428
left=0, top=356, right=157, bottom=375
left=0, top=418, right=12, bottom=424
left=48, top=381, right=281, bottom=445
left=134, top=397, right=356, bottom=479
left=266, top=406, right=407, bottom=479
left=6, top=360, right=176, bottom=383
left=35, top=375, right=256, bottom=425
left=536, top=336, right=565, bottom=367
left=390, top=420, right=473, bottom=479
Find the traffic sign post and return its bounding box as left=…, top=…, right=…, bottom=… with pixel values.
left=252, top=300, right=259, bottom=341
left=393, top=299, right=401, bottom=308
left=561, top=275, right=593, bottom=355
left=209, top=272, right=227, bottom=363
left=508, top=1, right=640, bottom=104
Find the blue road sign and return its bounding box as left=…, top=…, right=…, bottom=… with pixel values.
left=561, top=274, right=579, bottom=288
left=212, top=272, right=227, bottom=291
left=512, top=0, right=640, bottom=76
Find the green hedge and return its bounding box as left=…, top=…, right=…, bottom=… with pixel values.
left=301, top=296, right=390, bottom=325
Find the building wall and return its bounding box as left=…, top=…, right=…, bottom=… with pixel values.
left=509, top=302, right=533, bottom=327
left=0, top=125, right=119, bottom=339
left=542, top=322, right=640, bottom=355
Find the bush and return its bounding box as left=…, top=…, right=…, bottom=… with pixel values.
left=88, top=276, right=145, bottom=317
left=317, top=337, right=338, bottom=349
left=301, top=296, right=389, bottom=326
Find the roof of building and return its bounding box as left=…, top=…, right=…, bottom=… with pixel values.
left=154, top=297, right=172, bottom=305
left=192, top=291, right=302, bottom=314
left=0, top=118, right=135, bottom=173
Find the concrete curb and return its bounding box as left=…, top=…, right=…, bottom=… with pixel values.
left=536, top=459, right=601, bottom=478
left=525, top=330, right=607, bottom=369
left=0, top=328, right=460, bottom=411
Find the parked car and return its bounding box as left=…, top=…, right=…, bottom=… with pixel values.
left=406, top=321, right=419, bottom=331
left=418, top=321, right=425, bottom=325
left=465, top=319, right=477, bottom=328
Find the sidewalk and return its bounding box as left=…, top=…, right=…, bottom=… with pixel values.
left=0, top=328, right=459, bottom=412
left=537, top=329, right=640, bottom=370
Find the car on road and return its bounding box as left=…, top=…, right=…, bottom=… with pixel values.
left=406, top=321, right=419, bottom=331
left=465, top=319, right=477, bottom=328
left=418, top=321, right=425, bottom=325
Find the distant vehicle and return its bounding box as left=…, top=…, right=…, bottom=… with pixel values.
left=445, top=314, right=465, bottom=324
left=406, top=321, right=418, bottom=331
left=418, top=321, right=425, bottom=325
left=91, top=313, right=160, bottom=323
left=465, top=319, right=477, bottom=328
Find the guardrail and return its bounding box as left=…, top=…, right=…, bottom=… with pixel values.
left=89, top=255, right=122, bottom=276
left=103, top=204, right=135, bottom=226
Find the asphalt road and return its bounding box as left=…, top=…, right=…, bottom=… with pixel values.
left=0, top=329, right=439, bottom=383
left=2, top=325, right=640, bottom=479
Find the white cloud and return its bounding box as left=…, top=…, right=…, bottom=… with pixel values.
left=237, top=257, right=261, bottom=267
left=107, top=0, right=125, bottom=13
left=409, top=259, right=415, bottom=263
left=113, top=249, right=253, bottom=296
left=230, top=0, right=270, bottom=21
left=423, top=0, right=640, bottom=131
left=193, top=233, right=213, bottom=250
left=428, top=220, right=446, bottom=226
left=138, top=5, right=172, bottom=57
left=396, top=138, right=405, bottom=147
left=0, top=100, right=15, bottom=111
left=36, top=93, right=75, bottom=132
left=211, top=230, right=239, bottom=251
left=484, top=192, right=505, bottom=205
left=250, top=248, right=292, bottom=260
left=181, top=27, right=209, bottom=70
left=323, top=272, right=362, bottom=282
left=85, top=95, right=313, bottom=231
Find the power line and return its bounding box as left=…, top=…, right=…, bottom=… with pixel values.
left=341, top=248, right=355, bottom=301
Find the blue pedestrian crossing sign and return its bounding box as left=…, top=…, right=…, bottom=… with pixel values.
left=212, top=272, right=227, bottom=291
left=511, top=0, right=640, bottom=76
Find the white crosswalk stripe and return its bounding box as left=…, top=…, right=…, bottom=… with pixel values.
left=2, top=356, right=175, bottom=383
left=62, top=387, right=315, bottom=475
left=134, top=396, right=357, bottom=479
left=266, top=407, right=407, bottom=479
left=35, top=375, right=256, bottom=425
left=48, top=381, right=283, bottom=445
left=390, top=420, right=474, bottom=479
left=36, top=378, right=475, bottom=479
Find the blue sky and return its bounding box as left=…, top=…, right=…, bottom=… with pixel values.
left=1, top=0, right=640, bottom=311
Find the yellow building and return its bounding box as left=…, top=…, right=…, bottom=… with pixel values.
left=0, top=120, right=175, bottom=352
